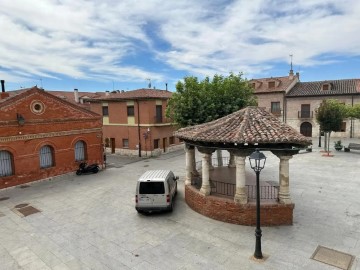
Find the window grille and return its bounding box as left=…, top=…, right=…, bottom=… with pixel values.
left=0, top=151, right=13, bottom=177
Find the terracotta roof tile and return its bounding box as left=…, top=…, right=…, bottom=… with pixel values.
left=175, top=106, right=311, bottom=147
left=85, top=88, right=172, bottom=101
left=249, top=76, right=297, bottom=93
left=287, top=79, right=360, bottom=96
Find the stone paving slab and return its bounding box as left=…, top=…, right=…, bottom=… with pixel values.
left=0, top=139, right=359, bottom=269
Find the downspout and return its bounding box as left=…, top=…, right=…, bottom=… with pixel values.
left=136, top=100, right=142, bottom=157
left=283, top=93, right=286, bottom=123
left=350, top=95, right=354, bottom=138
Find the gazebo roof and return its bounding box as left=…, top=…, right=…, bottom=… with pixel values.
left=174, top=106, right=312, bottom=148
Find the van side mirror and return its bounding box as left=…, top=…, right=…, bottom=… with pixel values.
left=174, top=176, right=179, bottom=181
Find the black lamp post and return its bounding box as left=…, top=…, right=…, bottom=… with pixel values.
left=249, top=148, right=267, bottom=259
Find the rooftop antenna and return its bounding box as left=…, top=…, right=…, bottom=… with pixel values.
left=289, top=54, right=293, bottom=71
left=39, top=78, right=43, bottom=88
left=112, top=80, right=114, bottom=91
left=146, top=78, right=151, bottom=88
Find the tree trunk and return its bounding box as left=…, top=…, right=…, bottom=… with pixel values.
left=324, top=132, right=327, bottom=152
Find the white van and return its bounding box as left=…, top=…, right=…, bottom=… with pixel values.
left=135, top=170, right=178, bottom=213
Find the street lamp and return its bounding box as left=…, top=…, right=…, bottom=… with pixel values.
left=249, top=148, right=267, bottom=259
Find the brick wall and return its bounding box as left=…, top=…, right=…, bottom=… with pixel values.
left=0, top=88, right=103, bottom=189
left=185, top=185, right=294, bottom=226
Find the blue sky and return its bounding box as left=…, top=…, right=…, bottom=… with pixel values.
left=1, top=0, right=360, bottom=92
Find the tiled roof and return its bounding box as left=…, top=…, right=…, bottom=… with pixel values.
left=0, top=86, right=100, bottom=117
left=249, top=76, right=297, bottom=93
left=287, top=79, right=360, bottom=96
left=174, top=106, right=311, bottom=146
left=85, top=88, right=172, bottom=101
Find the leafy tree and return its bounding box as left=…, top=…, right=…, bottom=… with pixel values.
left=316, top=99, right=347, bottom=153
left=166, top=73, right=257, bottom=127
left=346, top=103, right=360, bottom=119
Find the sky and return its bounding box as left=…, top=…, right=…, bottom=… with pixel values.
left=1, top=0, right=360, bottom=92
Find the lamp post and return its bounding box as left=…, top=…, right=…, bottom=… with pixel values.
left=249, top=148, right=267, bottom=259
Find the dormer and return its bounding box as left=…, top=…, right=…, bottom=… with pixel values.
left=321, top=82, right=332, bottom=91
left=250, top=80, right=262, bottom=89
left=267, top=78, right=281, bottom=89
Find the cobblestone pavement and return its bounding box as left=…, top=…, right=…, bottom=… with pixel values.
left=0, top=139, right=359, bottom=269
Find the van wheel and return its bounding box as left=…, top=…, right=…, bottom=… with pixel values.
left=136, top=209, right=143, bottom=214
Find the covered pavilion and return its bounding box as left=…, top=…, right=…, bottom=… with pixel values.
left=175, top=106, right=312, bottom=226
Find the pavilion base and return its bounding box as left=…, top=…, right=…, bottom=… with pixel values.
left=185, top=185, right=294, bottom=226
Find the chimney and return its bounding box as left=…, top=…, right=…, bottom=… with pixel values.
left=289, top=69, right=294, bottom=80
left=105, top=90, right=110, bottom=96
left=165, top=83, right=168, bottom=91
left=296, top=72, right=300, bottom=79
left=74, top=88, right=79, bottom=103
left=0, top=80, right=9, bottom=99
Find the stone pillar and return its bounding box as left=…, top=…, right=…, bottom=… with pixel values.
left=228, top=152, right=235, bottom=168
left=184, top=144, right=194, bottom=185
left=233, top=152, right=248, bottom=204
left=209, top=152, right=214, bottom=170
left=198, top=147, right=215, bottom=196
left=190, top=148, right=199, bottom=177
left=278, top=155, right=293, bottom=204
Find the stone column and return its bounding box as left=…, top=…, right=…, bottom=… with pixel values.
left=190, top=148, right=199, bottom=177
left=278, top=155, right=293, bottom=204
left=233, top=152, right=248, bottom=204
left=228, top=152, right=235, bottom=168
left=198, top=147, right=215, bottom=196
left=184, top=144, right=194, bottom=185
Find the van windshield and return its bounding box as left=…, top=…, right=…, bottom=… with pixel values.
left=139, top=181, right=165, bottom=194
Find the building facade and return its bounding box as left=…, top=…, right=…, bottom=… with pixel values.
left=250, top=73, right=360, bottom=138
left=0, top=85, right=103, bottom=189
left=84, top=88, right=182, bottom=156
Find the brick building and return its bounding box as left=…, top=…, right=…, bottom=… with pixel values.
left=0, top=84, right=103, bottom=189
left=83, top=88, right=182, bottom=156
left=250, top=71, right=360, bottom=138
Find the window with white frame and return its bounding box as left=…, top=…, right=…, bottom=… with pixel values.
left=39, top=145, right=54, bottom=168
left=75, top=140, right=86, bottom=161
left=0, top=150, right=13, bottom=177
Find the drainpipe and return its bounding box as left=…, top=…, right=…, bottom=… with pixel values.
left=350, top=95, right=354, bottom=138
left=136, top=100, right=142, bottom=157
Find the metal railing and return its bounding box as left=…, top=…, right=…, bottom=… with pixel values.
left=204, top=180, right=279, bottom=200
left=298, top=111, right=313, bottom=118
left=246, top=184, right=279, bottom=200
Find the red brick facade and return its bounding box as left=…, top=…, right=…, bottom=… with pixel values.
left=85, top=89, right=181, bottom=155
left=0, top=87, right=103, bottom=189
left=185, top=185, right=294, bottom=226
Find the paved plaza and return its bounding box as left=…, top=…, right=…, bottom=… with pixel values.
left=0, top=139, right=359, bottom=270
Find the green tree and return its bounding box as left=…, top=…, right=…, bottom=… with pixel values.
left=346, top=103, right=360, bottom=119
left=316, top=99, right=347, bottom=153
left=166, top=73, right=257, bottom=127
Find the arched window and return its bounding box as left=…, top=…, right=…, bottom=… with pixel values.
left=0, top=150, right=13, bottom=176
left=75, top=140, right=86, bottom=161
left=39, top=145, right=54, bottom=168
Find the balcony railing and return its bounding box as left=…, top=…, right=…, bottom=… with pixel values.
left=298, top=111, right=313, bottom=118
left=270, top=109, right=282, bottom=116
left=153, top=116, right=172, bottom=124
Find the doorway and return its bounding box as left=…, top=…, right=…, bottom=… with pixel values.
left=110, top=138, right=115, bottom=154
left=163, top=138, right=167, bottom=152
left=300, top=122, right=312, bottom=137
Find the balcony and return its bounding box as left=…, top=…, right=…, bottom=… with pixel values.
left=153, top=116, right=172, bottom=124
left=269, top=109, right=282, bottom=116
left=298, top=111, right=313, bottom=118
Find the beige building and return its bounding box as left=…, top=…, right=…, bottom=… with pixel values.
left=250, top=72, right=360, bottom=138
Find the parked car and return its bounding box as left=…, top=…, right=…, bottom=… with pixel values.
left=135, top=170, right=178, bottom=213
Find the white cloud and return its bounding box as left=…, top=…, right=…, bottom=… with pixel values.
left=0, top=0, right=359, bottom=85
